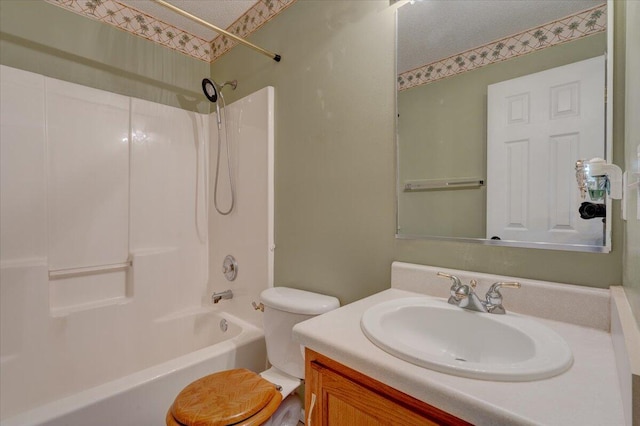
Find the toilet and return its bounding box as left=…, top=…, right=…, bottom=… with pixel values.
left=166, top=287, right=340, bottom=426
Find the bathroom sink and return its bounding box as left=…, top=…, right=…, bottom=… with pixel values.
left=360, top=297, right=573, bottom=381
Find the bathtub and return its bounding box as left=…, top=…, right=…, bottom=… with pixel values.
left=1, top=310, right=266, bottom=426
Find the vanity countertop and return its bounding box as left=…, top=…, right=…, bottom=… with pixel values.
left=293, top=287, right=625, bottom=425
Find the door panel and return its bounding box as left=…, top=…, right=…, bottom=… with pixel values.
left=487, top=56, right=605, bottom=245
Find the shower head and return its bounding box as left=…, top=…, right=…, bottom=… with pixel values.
left=202, top=78, right=218, bottom=103
left=202, top=78, right=237, bottom=103
left=203, top=78, right=237, bottom=129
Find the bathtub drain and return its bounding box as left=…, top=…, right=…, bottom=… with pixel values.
left=219, top=319, right=228, bottom=332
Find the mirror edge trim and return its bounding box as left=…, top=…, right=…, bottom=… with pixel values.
left=395, top=233, right=611, bottom=253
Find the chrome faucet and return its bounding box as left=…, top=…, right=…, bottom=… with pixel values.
left=454, top=279, right=488, bottom=312
left=437, top=272, right=520, bottom=314
left=211, top=289, right=233, bottom=304
left=484, top=281, right=521, bottom=314
left=436, top=272, right=463, bottom=305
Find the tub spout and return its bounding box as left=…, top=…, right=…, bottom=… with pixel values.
left=211, top=289, right=233, bottom=304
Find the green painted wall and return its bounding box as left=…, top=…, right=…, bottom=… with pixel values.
left=0, top=0, right=628, bottom=308
left=0, top=0, right=210, bottom=113
left=211, top=1, right=398, bottom=304
left=213, top=0, right=624, bottom=305
left=398, top=34, right=606, bottom=238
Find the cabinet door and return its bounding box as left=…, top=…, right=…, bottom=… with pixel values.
left=308, top=361, right=439, bottom=426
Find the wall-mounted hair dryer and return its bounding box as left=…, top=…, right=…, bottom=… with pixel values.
left=575, top=158, right=623, bottom=201
left=579, top=202, right=606, bottom=220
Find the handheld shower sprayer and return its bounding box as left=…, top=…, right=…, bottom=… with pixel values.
left=202, top=78, right=238, bottom=128
left=201, top=77, right=238, bottom=215
left=202, top=78, right=218, bottom=103
left=202, top=78, right=221, bottom=128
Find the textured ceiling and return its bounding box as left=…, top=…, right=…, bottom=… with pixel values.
left=398, top=0, right=605, bottom=74
left=118, top=0, right=257, bottom=40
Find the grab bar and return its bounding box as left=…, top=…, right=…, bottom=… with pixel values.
left=404, top=178, right=485, bottom=191
left=48, top=259, right=132, bottom=280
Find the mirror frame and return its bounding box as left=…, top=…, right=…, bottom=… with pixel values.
left=394, top=0, right=614, bottom=253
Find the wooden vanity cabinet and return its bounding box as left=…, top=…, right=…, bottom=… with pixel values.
left=304, top=349, right=471, bottom=426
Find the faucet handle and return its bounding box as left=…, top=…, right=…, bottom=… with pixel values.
left=437, top=272, right=462, bottom=287
left=437, top=272, right=463, bottom=305
left=485, top=282, right=521, bottom=314
left=488, top=281, right=521, bottom=291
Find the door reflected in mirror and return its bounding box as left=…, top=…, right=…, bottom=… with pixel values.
left=396, top=0, right=612, bottom=252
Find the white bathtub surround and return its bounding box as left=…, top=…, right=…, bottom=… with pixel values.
left=293, top=262, right=626, bottom=425
left=0, top=65, right=275, bottom=421
left=207, top=86, right=275, bottom=328
left=46, top=79, right=130, bottom=282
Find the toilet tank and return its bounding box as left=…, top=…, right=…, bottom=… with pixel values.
left=260, top=287, right=339, bottom=379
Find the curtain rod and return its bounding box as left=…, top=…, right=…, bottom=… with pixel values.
left=151, top=0, right=281, bottom=62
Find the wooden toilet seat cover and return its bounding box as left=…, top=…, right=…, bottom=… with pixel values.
left=169, top=369, right=282, bottom=426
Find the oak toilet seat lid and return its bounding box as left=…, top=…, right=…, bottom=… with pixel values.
left=169, top=369, right=281, bottom=426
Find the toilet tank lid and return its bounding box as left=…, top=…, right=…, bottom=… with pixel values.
left=260, top=287, right=340, bottom=315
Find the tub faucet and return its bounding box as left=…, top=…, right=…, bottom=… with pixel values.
left=211, top=289, right=233, bottom=304
left=437, top=272, right=520, bottom=314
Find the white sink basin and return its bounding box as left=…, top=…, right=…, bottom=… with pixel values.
left=361, top=297, right=573, bottom=381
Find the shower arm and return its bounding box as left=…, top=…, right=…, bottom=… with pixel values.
left=151, top=0, right=281, bottom=62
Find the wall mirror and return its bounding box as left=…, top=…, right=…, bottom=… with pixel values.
left=396, top=0, right=613, bottom=252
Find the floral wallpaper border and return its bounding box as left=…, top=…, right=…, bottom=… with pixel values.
left=398, top=3, right=607, bottom=91
left=210, top=0, right=295, bottom=61
left=44, top=0, right=296, bottom=63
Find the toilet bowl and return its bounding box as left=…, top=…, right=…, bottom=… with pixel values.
left=166, top=287, right=339, bottom=426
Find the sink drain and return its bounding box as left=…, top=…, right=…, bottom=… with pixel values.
left=455, top=357, right=467, bottom=362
